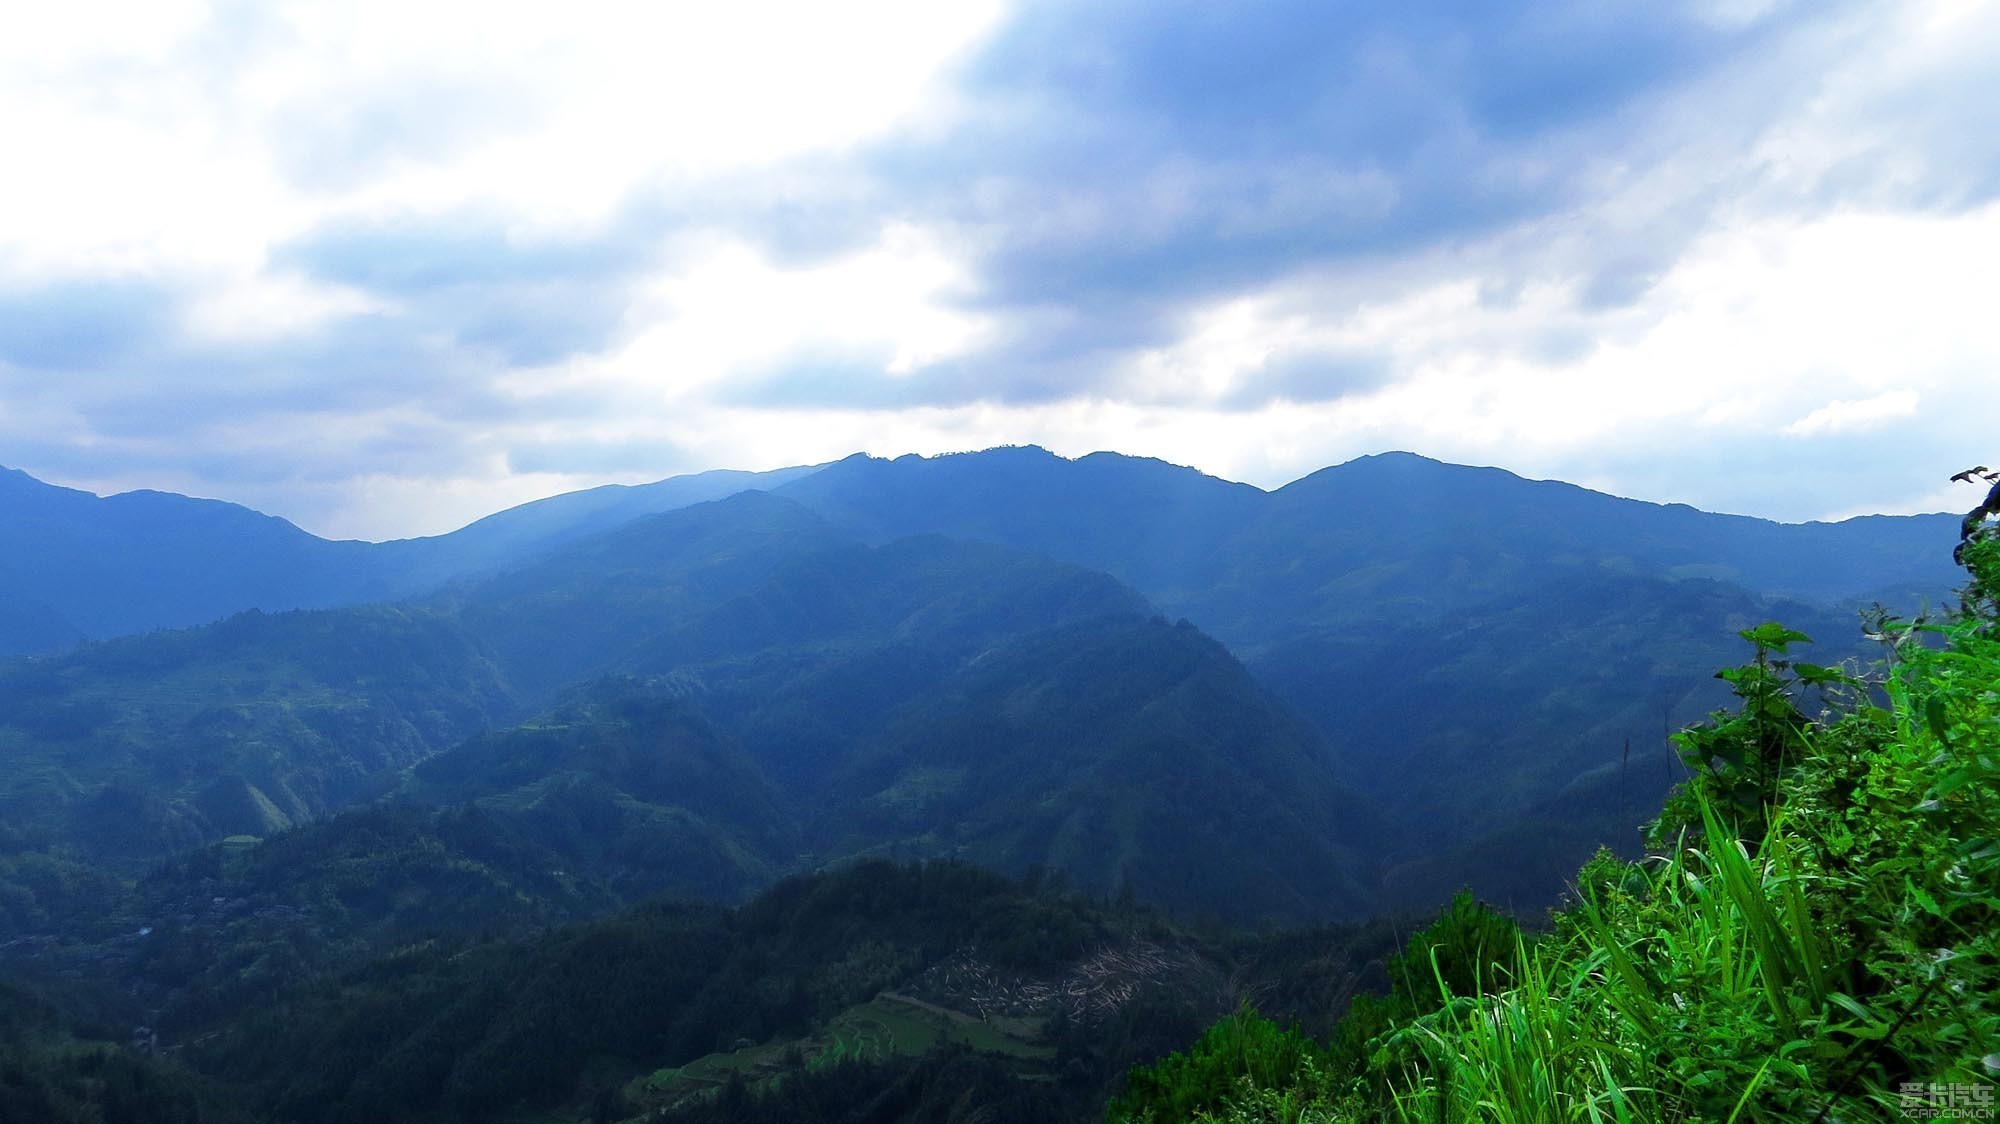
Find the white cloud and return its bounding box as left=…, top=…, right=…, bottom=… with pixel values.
left=560, top=223, right=988, bottom=397
left=1781, top=391, right=1922, bottom=437
left=1054, top=199, right=2000, bottom=522
left=0, top=0, right=1008, bottom=247
left=183, top=272, right=387, bottom=341
left=0, top=0, right=1008, bottom=327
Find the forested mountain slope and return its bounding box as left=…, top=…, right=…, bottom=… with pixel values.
left=0, top=491, right=1375, bottom=928
left=1, top=447, right=1962, bottom=911
left=0, top=605, right=517, bottom=863
left=770, top=447, right=1957, bottom=899
left=3, top=861, right=1403, bottom=1124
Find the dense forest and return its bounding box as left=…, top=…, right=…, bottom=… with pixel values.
left=1, top=856, right=1416, bottom=1123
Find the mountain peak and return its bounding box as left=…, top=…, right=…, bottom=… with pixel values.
left=1348, top=449, right=1439, bottom=464
left=911, top=444, right=1061, bottom=464
left=0, top=464, right=84, bottom=498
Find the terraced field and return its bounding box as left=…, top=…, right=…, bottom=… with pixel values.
left=627, top=993, right=1050, bottom=1111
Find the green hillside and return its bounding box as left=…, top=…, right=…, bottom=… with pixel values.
left=0, top=605, right=517, bottom=869
left=0, top=490, right=1377, bottom=937
left=149, top=861, right=1395, bottom=1124
left=1107, top=506, right=2000, bottom=1122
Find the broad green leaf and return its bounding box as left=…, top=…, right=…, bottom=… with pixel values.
left=1925, top=696, right=1953, bottom=743
left=1739, top=622, right=1812, bottom=652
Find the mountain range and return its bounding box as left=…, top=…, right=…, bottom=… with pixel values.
left=0, top=445, right=1971, bottom=1122
left=0, top=448, right=1958, bottom=913
left=8, top=449, right=1953, bottom=659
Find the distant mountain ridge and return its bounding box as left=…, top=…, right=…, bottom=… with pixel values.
left=2, top=449, right=1956, bottom=658
left=372, top=462, right=826, bottom=593
left=774, top=449, right=1958, bottom=638
left=0, top=462, right=826, bottom=656
left=0, top=466, right=393, bottom=654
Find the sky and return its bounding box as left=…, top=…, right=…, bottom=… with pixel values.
left=2, top=0, right=1997, bottom=540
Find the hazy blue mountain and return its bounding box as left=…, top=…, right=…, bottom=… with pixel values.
left=373, top=462, right=824, bottom=592
left=0, top=494, right=861, bottom=877
left=0, top=446, right=1965, bottom=916
left=0, top=494, right=871, bottom=878
left=769, top=446, right=1960, bottom=899
left=774, top=448, right=1959, bottom=647
left=1, top=489, right=1375, bottom=926
left=7, top=444, right=1950, bottom=663
left=0, top=596, right=82, bottom=657
left=0, top=462, right=826, bottom=657
left=372, top=613, right=1384, bottom=925
left=1232, top=452, right=1959, bottom=632
left=773, top=447, right=1264, bottom=594
left=1252, top=569, right=1869, bottom=907
left=0, top=466, right=394, bottom=656
left=442, top=489, right=860, bottom=694
left=425, top=498, right=1370, bottom=921
left=801, top=616, right=1382, bottom=921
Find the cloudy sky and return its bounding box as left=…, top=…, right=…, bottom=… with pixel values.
left=2, top=0, right=1996, bottom=539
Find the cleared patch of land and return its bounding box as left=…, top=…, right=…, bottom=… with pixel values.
left=628, top=992, right=1051, bottom=1111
